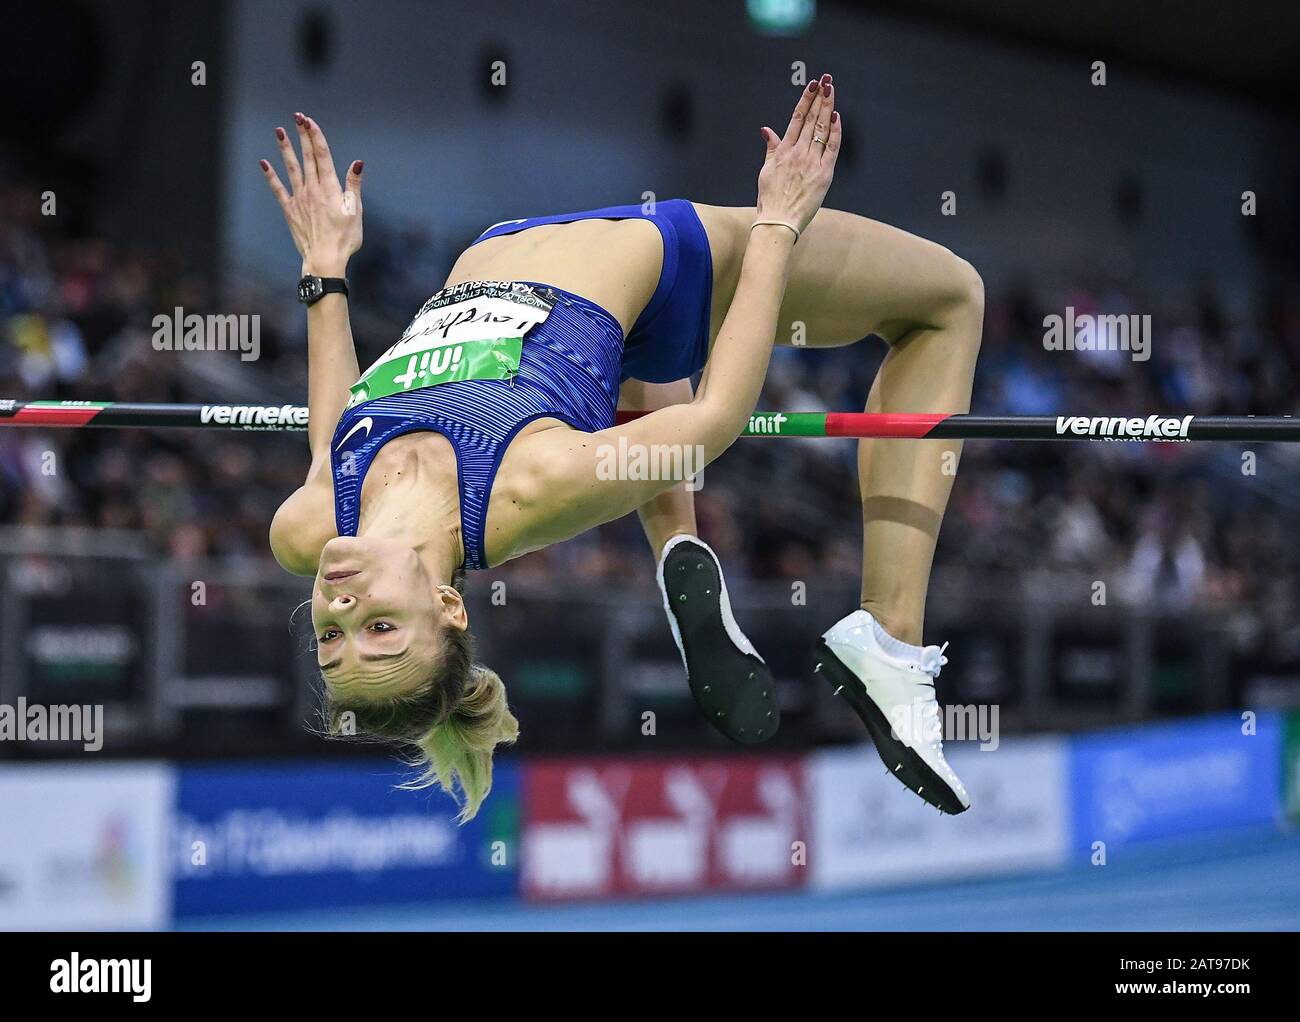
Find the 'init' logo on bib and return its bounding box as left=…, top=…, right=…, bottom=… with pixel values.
left=394, top=345, right=464, bottom=390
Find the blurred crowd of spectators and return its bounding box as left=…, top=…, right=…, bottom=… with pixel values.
left=0, top=181, right=303, bottom=560
left=4, top=177, right=1300, bottom=658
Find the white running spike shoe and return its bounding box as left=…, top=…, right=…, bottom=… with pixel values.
left=816, top=609, right=970, bottom=814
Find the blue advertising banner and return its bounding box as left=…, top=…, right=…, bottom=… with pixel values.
left=1068, top=712, right=1282, bottom=850
left=172, top=759, right=519, bottom=917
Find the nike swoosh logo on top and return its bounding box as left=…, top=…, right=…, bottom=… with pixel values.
left=335, top=417, right=373, bottom=450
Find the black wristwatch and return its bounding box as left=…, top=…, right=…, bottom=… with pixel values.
left=297, top=275, right=349, bottom=305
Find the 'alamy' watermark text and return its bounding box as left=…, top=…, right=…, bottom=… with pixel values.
left=0, top=699, right=102, bottom=751
left=595, top=437, right=705, bottom=491
left=1043, top=306, right=1150, bottom=362
left=152, top=307, right=260, bottom=361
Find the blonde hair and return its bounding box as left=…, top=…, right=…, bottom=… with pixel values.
left=399, top=664, right=519, bottom=822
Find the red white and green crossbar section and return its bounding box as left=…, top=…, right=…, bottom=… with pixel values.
left=1, top=400, right=1297, bottom=442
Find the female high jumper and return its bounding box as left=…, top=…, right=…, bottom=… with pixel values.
left=263, top=74, right=982, bottom=820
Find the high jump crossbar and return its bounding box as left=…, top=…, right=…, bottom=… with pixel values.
left=1, top=400, right=1298, bottom=441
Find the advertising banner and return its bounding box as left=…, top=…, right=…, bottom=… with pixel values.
left=172, top=759, right=519, bottom=917
left=0, top=763, right=174, bottom=929
left=1067, top=712, right=1282, bottom=850
left=809, top=737, right=1069, bottom=891
left=522, top=756, right=808, bottom=901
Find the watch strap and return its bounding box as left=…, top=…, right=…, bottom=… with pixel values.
left=298, top=275, right=349, bottom=305
left=317, top=277, right=348, bottom=299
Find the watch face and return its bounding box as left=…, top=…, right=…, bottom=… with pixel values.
left=298, top=277, right=322, bottom=302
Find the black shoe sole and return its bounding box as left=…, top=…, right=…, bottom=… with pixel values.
left=662, top=541, right=778, bottom=744
left=815, top=638, right=968, bottom=814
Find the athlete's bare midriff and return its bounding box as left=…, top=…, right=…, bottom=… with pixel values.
left=443, top=217, right=664, bottom=338
left=444, top=204, right=759, bottom=345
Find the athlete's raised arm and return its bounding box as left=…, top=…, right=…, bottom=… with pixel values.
left=263, top=114, right=365, bottom=575
left=260, top=113, right=365, bottom=470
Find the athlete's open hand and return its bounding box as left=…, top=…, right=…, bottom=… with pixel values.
left=260, top=113, right=364, bottom=277
left=756, top=73, right=841, bottom=235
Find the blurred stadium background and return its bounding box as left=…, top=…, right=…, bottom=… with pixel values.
left=1, top=0, right=1299, bottom=930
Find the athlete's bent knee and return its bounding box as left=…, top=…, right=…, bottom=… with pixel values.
left=954, top=256, right=984, bottom=312
left=939, top=253, right=984, bottom=319
left=926, top=253, right=983, bottom=359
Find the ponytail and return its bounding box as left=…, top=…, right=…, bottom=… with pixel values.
left=400, top=664, right=519, bottom=822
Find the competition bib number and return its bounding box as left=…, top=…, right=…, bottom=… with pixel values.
left=348, top=281, right=553, bottom=407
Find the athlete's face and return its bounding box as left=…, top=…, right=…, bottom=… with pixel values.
left=311, top=535, right=467, bottom=700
